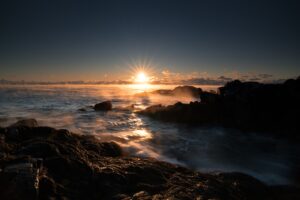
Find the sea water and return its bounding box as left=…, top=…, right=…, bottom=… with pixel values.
left=0, top=84, right=299, bottom=185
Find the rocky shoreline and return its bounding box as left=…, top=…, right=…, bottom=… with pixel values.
left=139, top=77, right=300, bottom=138
left=1, top=119, right=299, bottom=199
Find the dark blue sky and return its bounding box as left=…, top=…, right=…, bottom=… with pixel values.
left=0, top=0, right=299, bottom=81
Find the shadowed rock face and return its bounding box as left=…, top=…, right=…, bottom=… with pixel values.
left=1, top=120, right=298, bottom=199
left=139, top=78, right=300, bottom=138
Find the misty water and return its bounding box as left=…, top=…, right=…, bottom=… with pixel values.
left=0, top=84, right=299, bottom=186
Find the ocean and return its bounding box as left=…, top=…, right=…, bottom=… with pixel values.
left=0, top=84, right=299, bottom=185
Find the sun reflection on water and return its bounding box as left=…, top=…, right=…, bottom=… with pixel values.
left=127, top=83, right=152, bottom=92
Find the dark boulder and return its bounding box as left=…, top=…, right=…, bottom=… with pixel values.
left=94, top=101, right=113, bottom=111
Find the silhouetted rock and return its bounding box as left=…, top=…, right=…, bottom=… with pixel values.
left=0, top=119, right=296, bottom=199
left=200, top=91, right=220, bottom=104
left=94, top=100, right=113, bottom=111
left=139, top=77, right=300, bottom=138
left=172, top=86, right=202, bottom=98
left=137, top=85, right=202, bottom=98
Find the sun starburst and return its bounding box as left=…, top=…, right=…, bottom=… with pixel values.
left=128, top=59, right=156, bottom=84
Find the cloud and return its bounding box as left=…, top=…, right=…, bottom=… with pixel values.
left=218, top=76, right=233, bottom=82
left=258, top=74, right=273, bottom=79
left=249, top=78, right=261, bottom=82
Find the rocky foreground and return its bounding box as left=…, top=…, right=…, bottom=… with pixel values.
left=139, top=77, right=300, bottom=138
left=0, top=119, right=298, bottom=200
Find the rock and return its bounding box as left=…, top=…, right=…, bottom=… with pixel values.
left=172, top=86, right=202, bottom=98
left=200, top=91, right=220, bottom=104
left=81, top=140, right=122, bottom=157
left=0, top=159, right=40, bottom=200
left=0, top=123, right=298, bottom=199
left=136, top=86, right=202, bottom=99
left=139, top=104, right=164, bottom=115
left=9, top=119, right=38, bottom=128
left=139, top=77, right=300, bottom=137
left=152, top=86, right=202, bottom=98
left=132, top=191, right=149, bottom=199
left=94, top=101, right=113, bottom=111
left=15, top=141, right=61, bottom=158
left=38, top=175, right=57, bottom=199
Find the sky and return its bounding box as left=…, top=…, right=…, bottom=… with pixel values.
left=0, top=0, right=299, bottom=82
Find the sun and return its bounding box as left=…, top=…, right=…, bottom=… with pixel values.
left=128, top=59, right=156, bottom=84
left=135, top=72, right=149, bottom=83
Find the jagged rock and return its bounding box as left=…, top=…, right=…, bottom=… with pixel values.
left=139, top=78, right=300, bottom=137
left=94, top=101, right=113, bottom=111
left=0, top=120, right=298, bottom=199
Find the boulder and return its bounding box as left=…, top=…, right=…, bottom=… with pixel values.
left=151, top=86, right=202, bottom=98
left=172, top=85, right=202, bottom=98
left=94, top=101, right=113, bottom=111
left=9, top=119, right=38, bottom=128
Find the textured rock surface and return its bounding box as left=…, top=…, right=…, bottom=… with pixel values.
left=0, top=119, right=299, bottom=200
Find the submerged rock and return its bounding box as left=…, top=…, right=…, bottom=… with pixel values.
left=94, top=101, right=113, bottom=111
left=0, top=119, right=298, bottom=199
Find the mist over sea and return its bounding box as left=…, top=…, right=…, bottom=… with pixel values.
left=0, top=84, right=299, bottom=185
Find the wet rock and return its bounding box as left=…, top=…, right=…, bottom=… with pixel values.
left=94, top=100, right=113, bottom=111
left=0, top=120, right=298, bottom=199
left=81, top=140, right=122, bottom=157
left=0, top=159, right=40, bottom=200
left=15, top=141, right=61, bottom=158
